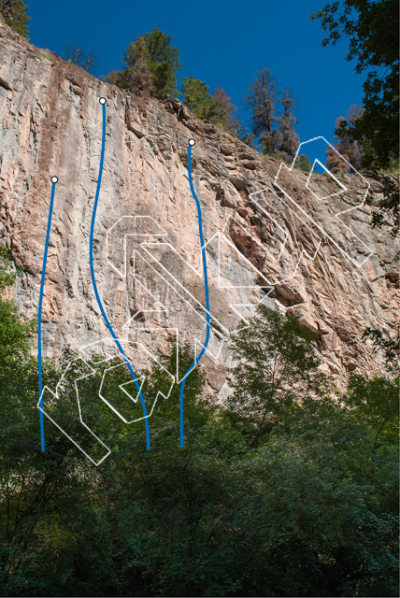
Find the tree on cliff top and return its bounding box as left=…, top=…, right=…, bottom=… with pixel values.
left=244, top=67, right=278, bottom=138
left=244, top=70, right=299, bottom=160
left=181, top=76, right=215, bottom=119
left=273, top=89, right=300, bottom=161
left=0, top=0, right=30, bottom=38
left=296, top=154, right=312, bottom=172
left=181, top=77, right=241, bottom=132
left=122, top=28, right=181, bottom=98
left=212, top=87, right=241, bottom=133
left=108, top=36, right=156, bottom=97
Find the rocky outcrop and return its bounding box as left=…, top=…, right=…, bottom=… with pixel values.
left=0, top=14, right=398, bottom=399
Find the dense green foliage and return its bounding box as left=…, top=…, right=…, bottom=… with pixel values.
left=226, top=307, right=326, bottom=447
left=315, top=0, right=399, bottom=237
left=108, top=29, right=181, bottom=99
left=0, top=0, right=30, bottom=38
left=297, top=154, right=312, bottom=172
left=181, top=77, right=239, bottom=131
left=0, top=248, right=398, bottom=597
left=0, top=246, right=36, bottom=364
left=139, top=28, right=181, bottom=98
left=312, top=0, right=399, bottom=171
left=181, top=76, right=215, bottom=120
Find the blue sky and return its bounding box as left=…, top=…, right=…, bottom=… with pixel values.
left=27, top=0, right=365, bottom=152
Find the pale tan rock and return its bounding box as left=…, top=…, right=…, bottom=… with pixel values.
left=0, top=15, right=398, bottom=398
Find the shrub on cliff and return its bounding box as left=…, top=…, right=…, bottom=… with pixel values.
left=296, top=153, right=312, bottom=172
left=64, top=44, right=98, bottom=75
left=0, top=0, right=30, bottom=38
left=181, top=77, right=240, bottom=132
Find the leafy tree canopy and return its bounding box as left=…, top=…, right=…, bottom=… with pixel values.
left=311, top=0, right=399, bottom=171
left=0, top=273, right=398, bottom=597
left=0, top=245, right=36, bottom=364
left=226, top=306, right=327, bottom=446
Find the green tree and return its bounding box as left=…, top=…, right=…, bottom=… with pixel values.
left=181, top=78, right=240, bottom=131
left=0, top=245, right=36, bottom=364
left=181, top=76, right=215, bottom=119
left=346, top=374, right=399, bottom=446
left=296, top=153, right=312, bottom=172
left=311, top=0, right=399, bottom=171
left=107, top=36, right=155, bottom=96
left=0, top=274, right=398, bottom=596
left=226, top=305, right=327, bottom=447
left=123, top=28, right=181, bottom=98
left=0, top=0, right=30, bottom=38
left=244, top=70, right=301, bottom=158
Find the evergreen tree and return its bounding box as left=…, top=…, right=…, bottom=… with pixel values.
left=244, top=72, right=300, bottom=159
left=182, top=79, right=241, bottom=132
left=274, top=89, right=300, bottom=161
left=0, top=0, right=30, bottom=38
left=107, top=36, right=155, bottom=96
left=123, top=28, right=181, bottom=98
left=297, top=153, right=312, bottom=172
left=181, top=76, right=215, bottom=119
left=244, top=67, right=278, bottom=138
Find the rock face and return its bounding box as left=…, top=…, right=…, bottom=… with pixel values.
left=0, top=15, right=398, bottom=401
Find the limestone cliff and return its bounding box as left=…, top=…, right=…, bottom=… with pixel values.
left=0, top=14, right=398, bottom=400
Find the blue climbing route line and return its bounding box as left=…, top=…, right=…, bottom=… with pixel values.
left=38, top=176, right=58, bottom=452
left=89, top=98, right=151, bottom=450
left=179, top=140, right=211, bottom=447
